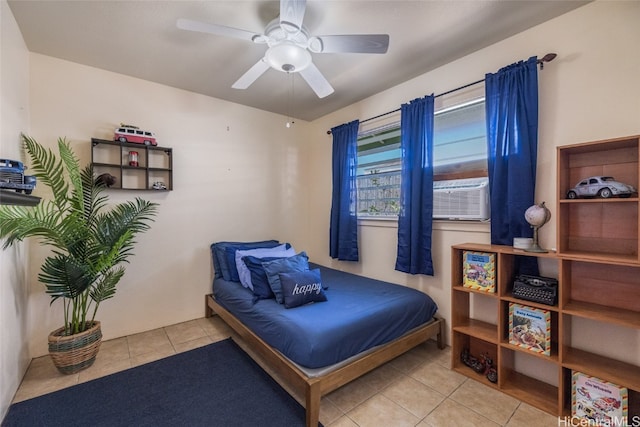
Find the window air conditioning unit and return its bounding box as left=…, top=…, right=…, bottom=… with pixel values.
left=433, top=177, right=490, bottom=220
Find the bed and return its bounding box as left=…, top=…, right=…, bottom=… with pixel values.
left=206, top=242, right=444, bottom=427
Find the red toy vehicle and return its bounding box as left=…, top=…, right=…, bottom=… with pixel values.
left=114, top=124, right=157, bottom=146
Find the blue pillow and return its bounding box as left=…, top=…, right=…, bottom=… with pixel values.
left=236, top=245, right=295, bottom=289
left=211, top=240, right=280, bottom=281
left=279, top=269, right=327, bottom=309
left=262, top=252, right=309, bottom=304
left=242, top=255, right=287, bottom=300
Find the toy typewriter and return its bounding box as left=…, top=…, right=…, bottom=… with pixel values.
left=512, top=274, right=558, bottom=306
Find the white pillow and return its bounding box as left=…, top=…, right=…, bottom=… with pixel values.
left=235, top=244, right=295, bottom=290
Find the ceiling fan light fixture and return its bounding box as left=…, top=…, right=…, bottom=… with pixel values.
left=266, top=41, right=312, bottom=73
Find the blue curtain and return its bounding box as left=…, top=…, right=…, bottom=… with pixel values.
left=329, top=120, right=360, bottom=261
left=485, top=56, right=539, bottom=274
left=395, top=96, right=435, bottom=275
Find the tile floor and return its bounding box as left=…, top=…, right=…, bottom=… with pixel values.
left=12, top=317, right=559, bottom=426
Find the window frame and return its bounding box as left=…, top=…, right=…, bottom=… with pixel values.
left=356, top=89, right=488, bottom=220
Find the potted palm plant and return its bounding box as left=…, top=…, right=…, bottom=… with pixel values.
left=0, top=135, right=158, bottom=374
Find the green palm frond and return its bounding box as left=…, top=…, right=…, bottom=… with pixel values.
left=22, top=135, right=69, bottom=213
left=95, top=198, right=158, bottom=262
left=58, top=138, right=84, bottom=211
left=90, top=266, right=125, bottom=304
left=80, top=165, right=108, bottom=225
left=0, top=135, right=158, bottom=334
left=94, top=229, right=133, bottom=272
left=40, top=253, right=94, bottom=301
left=0, top=201, right=65, bottom=249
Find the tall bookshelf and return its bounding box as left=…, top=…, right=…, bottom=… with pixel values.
left=451, top=135, right=640, bottom=418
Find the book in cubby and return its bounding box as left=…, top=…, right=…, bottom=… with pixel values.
left=462, top=250, right=496, bottom=293
left=572, top=371, right=628, bottom=424
left=508, top=303, right=551, bottom=357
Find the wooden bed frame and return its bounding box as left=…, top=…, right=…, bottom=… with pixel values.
left=205, top=293, right=444, bottom=427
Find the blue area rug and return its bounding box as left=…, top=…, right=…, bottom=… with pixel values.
left=3, top=338, right=320, bottom=426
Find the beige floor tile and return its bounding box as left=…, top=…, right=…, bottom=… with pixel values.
left=126, top=327, right=172, bottom=357
left=173, top=336, right=214, bottom=353
left=96, top=336, right=130, bottom=361
left=410, top=360, right=467, bottom=396
left=19, top=354, right=60, bottom=380
left=417, top=339, right=448, bottom=359
left=450, top=378, right=520, bottom=425
left=319, top=396, right=346, bottom=426
left=382, top=375, right=446, bottom=418
left=347, top=394, right=420, bottom=427
left=419, top=398, right=501, bottom=427
left=327, top=415, right=359, bottom=427
left=388, top=347, right=431, bottom=373
left=12, top=356, right=79, bottom=402
left=78, top=356, right=132, bottom=383
left=326, top=363, right=400, bottom=412
left=428, top=345, right=452, bottom=369
left=164, top=319, right=207, bottom=345
left=327, top=374, right=383, bottom=413
left=129, top=346, right=176, bottom=367
left=197, top=315, right=233, bottom=340
left=506, top=403, right=558, bottom=427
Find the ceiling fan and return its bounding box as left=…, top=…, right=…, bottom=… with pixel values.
left=177, top=0, right=389, bottom=98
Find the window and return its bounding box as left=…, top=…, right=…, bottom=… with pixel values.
left=357, top=94, right=488, bottom=218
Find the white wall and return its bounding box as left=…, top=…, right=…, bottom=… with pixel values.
left=304, top=1, right=640, bottom=370
left=0, top=0, right=31, bottom=420
left=25, top=54, right=311, bottom=356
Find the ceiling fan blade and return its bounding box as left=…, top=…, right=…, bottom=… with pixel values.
left=177, top=18, right=258, bottom=42
left=232, top=59, right=270, bottom=89
left=280, top=0, right=306, bottom=34
left=314, top=34, right=390, bottom=54
left=299, top=63, right=334, bottom=98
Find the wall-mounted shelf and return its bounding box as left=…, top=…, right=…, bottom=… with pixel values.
left=0, top=189, right=41, bottom=206
left=90, top=138, right=173, bottom=191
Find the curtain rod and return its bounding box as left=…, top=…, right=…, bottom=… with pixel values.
left=326, top=53, right=557, bottom=135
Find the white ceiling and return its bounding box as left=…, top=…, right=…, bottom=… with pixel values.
left=8, top=0, right=589, bottom=121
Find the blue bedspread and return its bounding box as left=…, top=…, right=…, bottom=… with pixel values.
left=212, top=263, right=438, bottom=368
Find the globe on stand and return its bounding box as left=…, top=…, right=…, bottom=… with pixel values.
left=524, top=202, right=551, bottom=253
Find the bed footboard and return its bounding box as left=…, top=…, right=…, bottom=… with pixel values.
left=205, top=293, right=444, bottom=427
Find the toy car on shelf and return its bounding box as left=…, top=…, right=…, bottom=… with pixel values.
left=114, top=124, right=157, bottom=146
left=0, top=158, right=36, bottom=194
left=566, top=176, right=637, bottom=199
left=152, top=181, right=167, bottom=190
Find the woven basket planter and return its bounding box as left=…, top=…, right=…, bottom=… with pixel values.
left=48, top=321, right=102, bottom=374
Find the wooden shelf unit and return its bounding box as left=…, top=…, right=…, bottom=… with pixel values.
left=91, top=138, right=173, bottom=191
left=450, top=135, right=640, bottom=418
left=451, top=244, right=565, bottom=415
left=557, top=135, right=639, bottom=260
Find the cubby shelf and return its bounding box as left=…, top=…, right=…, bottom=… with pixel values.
left=451, top=242, right=640, bottom=417
left=91, top=138, right=173, bottom=191
left=450, top=135, right=640, bottom=418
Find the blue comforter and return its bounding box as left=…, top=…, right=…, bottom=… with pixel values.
left=213, top=263, right=438, bottom=368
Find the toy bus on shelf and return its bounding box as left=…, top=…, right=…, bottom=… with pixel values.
left=114, top=124, right=157, bottom=146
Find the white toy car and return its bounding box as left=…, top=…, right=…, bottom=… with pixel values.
left=567, top=176, right=637, bottom=199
